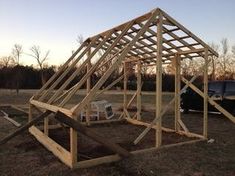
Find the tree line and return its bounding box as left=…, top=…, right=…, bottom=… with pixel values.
left=0, top=38, right=235, bottom=93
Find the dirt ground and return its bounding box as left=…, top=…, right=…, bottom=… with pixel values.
left=0, top=89, right=235, bottom=176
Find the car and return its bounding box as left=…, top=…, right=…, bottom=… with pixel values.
left=181, top=80, right=235, bottom=114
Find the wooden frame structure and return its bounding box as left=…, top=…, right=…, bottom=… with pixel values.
left=28, top=8, right=235, bottom=169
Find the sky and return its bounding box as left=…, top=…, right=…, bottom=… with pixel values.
left=0, top=0, right=235, bottom=66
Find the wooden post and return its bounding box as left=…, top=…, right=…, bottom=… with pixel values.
left=86, top=48, right=91, bottom=125
left=44, top=115, right=49, bottom=135
left=174, top=54, right=181, bottom=132
left=70, top=114, right=78, bottom=166
left=156, top=12, right=163, bottom=147
left=203, top=48, right=208, bottom=138
left=55, top=111, right=130, bottom=158
left=123, top=62, right=127, bottom=118
left=137, top=60, right=142, bottom=120
left=29, top=104, right=33, bottom=122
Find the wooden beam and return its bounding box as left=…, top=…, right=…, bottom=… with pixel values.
left=1, top=110, right=21, bottom=127
left=33, top=41, right=87, bottom=100
left=137, top=60, right=142, bottom=120
left=89, top=9, right=154, bottom=41
left=156, top=11, right=163, bottom=148
left=178, top=119, right=189, bottom=133
left=160, top=9, right=218, bottom=57
left=71, top=9, right=160, bottom=116
left=54, top=111, right=130, bottom=157
left=203, top=48, right=208, bottom=138
left=60, top=28, right=128, bottom=107
left=38, top=40, right=95, bottom=102
left=30, top=99, right=72, bottom=116
left=29, top=126, right=72, bottom=167
left=123, top=62, right=127, bottom=117
left=174, top=54, right=181, bottom=132
left=47, top=35, right=111, bottom=104
left=86, top=49, right=91, bottom=126
left=134, top=64, right=205, bottom=145
left=0, top=111, right=51, bottom=145
left=74, top=138, right=204, bottom=169
left=181, top=77, right=235, bottom=123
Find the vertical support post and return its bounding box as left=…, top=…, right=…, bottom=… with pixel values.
left=44, top=109, right=49, bottom=135
left=203, top=48, right=208, bottom=138
left=29, top=103, right=33, bottom=122
left=174, top=54, right=181, bottom=132
left=86, top=48, right=91, bottom=125
left=156, top=12, right=163, bottom=147
left=123, top=62, right=127, bottom=117
left=137, top=60, right=142, bottom=120
left=70, top=114, right=77, bottom=166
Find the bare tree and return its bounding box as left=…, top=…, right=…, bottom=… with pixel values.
left=232, top=45, right=235, bottom=56
left=29, top=45, right=50, bottom=85
left=208, top=42, right=219, bottom=80
left=11, top=44, right=23, bottom=94
left=219, top=38, right=231, bottom=79
left=12, top=44, right=23, bottom=65
left=76, top=34, right=84, bottom=45
left=0, top=56, right=13, bottom=68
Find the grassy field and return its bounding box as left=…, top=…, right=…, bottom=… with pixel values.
left=0, top=89, right=235, bottom=176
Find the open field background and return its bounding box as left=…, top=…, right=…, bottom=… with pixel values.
left=0, top=89, right=235, bottom=176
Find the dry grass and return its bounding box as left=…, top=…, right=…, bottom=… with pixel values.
left=0, top=89, right=235, bottom=176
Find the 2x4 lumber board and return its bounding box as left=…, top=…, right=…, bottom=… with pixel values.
left=54, top=111, right=130, bottom=157
left=162, top=26, right=205, bottom=59
left=10, top=105, right=28, bottom=115
left=34, top=41, right=87, bottom=99
left=181, top=77, right=235, bottom=123
left=96, top=74, right=125, bottom=98
left=178, top=119, right=189, bottom=133
left=174, top=54, right=181, bottom=132
left=60, top=48, right=124, bottom=107
left=124, top=109, right=132, bottom=119
left=118, top=34, right=156, bottom=58
left=0, top=111, right=51, bottom=145
left=60, top=23, right=130, bottom=107
left=134, top=65, right=204, bottom=145
left=107, top=33, right=150, bottom=59
left=29, top=104, right=33, bottom=122
left=166, top=36, right=190, bottom=43
left=29, top=126, right=72, bottom=167
left=126, top=118, right=175, bottom=132
left=89, top=9, right=155, bottom=41
left=203, top=48, right=209, bottom=138
left=0, top=110, right=21, bottom=127
left=38, top=41, right=94, bottom=102
left=160, top=9, right=218, bottom=57
left=137, top=60, right=142, bottom=120
left=177, top=130, right=205, bottom=139
left=46, top=38, right=105, bottom=104
left=138, top=24, right=193, bottom=59
left=81, top=119, right=123, bottom=125
left=75, top=154, right=121, bottom=169
left=71, top=10, right=159, bottom=116
left=86, top=50, right=92, bottom=125
left=74, top=138, right=204, bottom=169
left=70, top=115, right=78, bottom=166
left=156, top=11, right=163, bottom=148
left=30, top=100, right=72, bottom=116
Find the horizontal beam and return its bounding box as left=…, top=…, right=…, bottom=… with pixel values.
left=30, top=100, right=72, bottom=116
left=74, top=138, right=205, bottom=169
left=29, top=126, right=72, bottom=167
